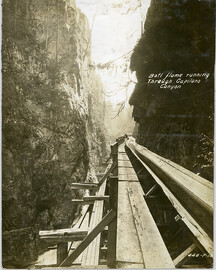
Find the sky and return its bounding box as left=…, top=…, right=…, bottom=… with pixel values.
left=75, top=0, right=151, bottom=105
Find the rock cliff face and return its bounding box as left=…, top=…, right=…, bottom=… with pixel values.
left=2, top=0, right=109, bottom=267
left=130, top=0, right=214, bottom=180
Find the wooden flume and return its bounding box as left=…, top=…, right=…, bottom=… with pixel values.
left=37, top=135, right=213, bottom=268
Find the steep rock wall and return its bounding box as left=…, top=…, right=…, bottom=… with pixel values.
left=130, top=0, right=214, bottom=180
left=2, top=0, right=108, bottom=267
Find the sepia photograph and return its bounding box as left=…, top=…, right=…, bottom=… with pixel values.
left=2, top=0, right=214, bottom=268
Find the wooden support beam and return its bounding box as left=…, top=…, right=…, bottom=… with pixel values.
left=57, top=242, right=68, bottom=265
left=39, top=229, right=88, bottom=243
left=71, top=199, right=94, bottom=205
left=107, top=173, right=118, bottom=268
left=60, top=210, right=116, bottom=266
left=144, top=184, right=158, bottom=198
left=92, top=162, right=117, bottom=193
left=71, top=183, right=98, bottom=190
left=39, top=228, right=87, bottom=237
left=82, top=163, right=110, bottom=266
left=173, top=243, right=196, bottom=267
left=39, top=235, right=87, bottom=243
left=83, top=195, right=109, bottom=202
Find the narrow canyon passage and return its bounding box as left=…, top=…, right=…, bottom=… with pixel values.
left=2, top=0, right=214, bottom=268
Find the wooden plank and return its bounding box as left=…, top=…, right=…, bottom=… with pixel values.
left=39, top=228, right=87, bottom=237
left=82, top=201, right=102, bottom=265
left=70, top=205, right=90, bottom=265
left=118, top=160, right=133, bottom=168
left=116, top=181, right=144, bottom=267
left=71, top=183, right=98, bottom=190
left=118, top=167, right=138, bottom=175
left=118, top=153, right=131, bottom=161
left=83, top=195, right=109, bottom=202
left=173, top=243, right=196, bottom=267
left=116, top=141, right=144, bottom=268
left=81, top=191, right=105, bottom=265
left=40, top=235, right=87, bottom=243
left=82, top=163, right=110, bottom=266
left=127, top=182, right=175, bottom=268
left=118, top=173, right=138, bottom=182
left=60, top=210, right=116, bottom=266
left=71, top=199, right=94, bottom=205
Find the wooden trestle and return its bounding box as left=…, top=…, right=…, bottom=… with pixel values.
left=37, top=135, right=213, bottom=268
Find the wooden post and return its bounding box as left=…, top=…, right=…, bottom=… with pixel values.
left=57, top=242, right=68, bottom=265
left=107, top=143, right=118, bottom=268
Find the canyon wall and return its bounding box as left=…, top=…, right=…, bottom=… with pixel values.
left=130, top=0, right=214, bottom=180
left=2, top=0, right=109, bottom=267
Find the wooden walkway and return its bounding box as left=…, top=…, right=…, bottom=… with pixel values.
left=36, top=135, right=213, bottom=269
left=116, top=143, right=174, bottom=268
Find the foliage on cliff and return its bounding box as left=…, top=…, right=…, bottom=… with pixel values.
left=129, top=0, right=214, bottom=180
